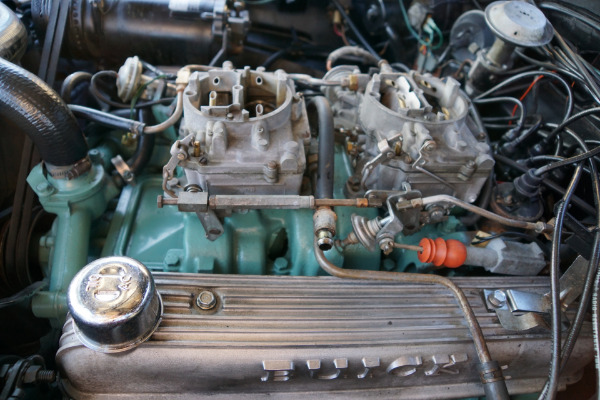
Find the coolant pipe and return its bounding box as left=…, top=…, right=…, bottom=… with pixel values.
left=0, top=57, right=89, bottom=169
left=314, top=240, right=509, bottom=400
left=308, top=96, right=335, bottom=199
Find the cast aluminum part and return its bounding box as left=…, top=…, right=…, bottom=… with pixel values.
left=173, top=63, right=310, bottom=195
left=66, top=256, right=163, bottom=353
left=325, top=65, right=494, bottom=204
left=56, top=273, right=592, bottom=399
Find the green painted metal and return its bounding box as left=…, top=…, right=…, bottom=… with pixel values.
left=100, top=142, right=471, bottom=277
left=101, top=177, right=380, bottom=276
left=27, top=161, right=118, bottom=319
left=101, top=143, right=381, bottom=276
left=31, top=139, right=475, bottom=320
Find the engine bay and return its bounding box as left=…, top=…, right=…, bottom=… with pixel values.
left=1, top=0, right=600, bottom=399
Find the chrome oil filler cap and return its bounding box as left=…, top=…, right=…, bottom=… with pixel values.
left=67, top=256, right=163, bottom=353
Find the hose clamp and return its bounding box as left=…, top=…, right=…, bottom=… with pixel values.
left=46, top=157, right=92, bottom=180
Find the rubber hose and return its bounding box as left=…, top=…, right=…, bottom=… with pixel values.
left=127, top=109, right=155, bottom=176
left=0, top=57, right=89, bottom=166
left=308, top=97, right=334, bottom=199
left=60, top=71, right=92, bottom=104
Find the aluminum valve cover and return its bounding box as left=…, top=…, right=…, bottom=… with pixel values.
left=57, top=274, right=592, bottom=399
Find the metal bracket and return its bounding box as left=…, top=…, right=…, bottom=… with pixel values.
left=111, top=155, right=134, bottom=184
left=376, top=191, right=422, bottom=251
left=360, top=137, right=399, bottom=189
left=484, top=255, right=589, bottom=331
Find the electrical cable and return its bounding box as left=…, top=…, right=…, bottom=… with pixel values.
left=533, top=146, right=600, bottom=176
left=130, top=74, right=169, bottom=119
left=90, top=70, right=174, bottom=110
left=494, top=154, right=596, bottom=215
left=537, top=127, right=600, bottom=400
left=472, top=97, right=525, bottom=130
left=539, top=161, right=583, bottom=400
left=541, top=107, right=600, bottom=148
left=330, top=0, right=381, bottom=62
left=540, top=2, right=600, bottom=33
left=474, top=71, right=574, bottom=124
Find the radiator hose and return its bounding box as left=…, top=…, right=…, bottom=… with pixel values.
left=0, top=57, right=89, bottom=173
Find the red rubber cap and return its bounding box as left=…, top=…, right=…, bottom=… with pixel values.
left=417, top=238, right=467, bottom=268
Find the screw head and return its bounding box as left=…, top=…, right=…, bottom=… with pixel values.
left=424, top=140, right=437, bottom=152
left=488, top=290, right=507, bottom=308
left=196, top=290, right=217, bottom=310
left=36, top=182, right=52, bottom=194
left=267, top=160, right=278, bottom=170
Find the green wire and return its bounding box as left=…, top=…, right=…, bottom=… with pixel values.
left=429, top=20, right=444, bottom=50
left=129, top=74, right=168, bottom=120
left=398, top=0, right=433, bottom=48
left=398, top=0, right=444, bottom=51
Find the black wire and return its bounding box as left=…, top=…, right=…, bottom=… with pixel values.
left=494, top=154, right=596, bottom=215
left=538, top=127, right=600, bottom=400
left=534, top=146, right=600, bottom=176
left=330, top=0, right=381, bottom=62
left=89, top=70, right=174, bottom=110
left=472, top=97, right=526, bottom=129
left=540, top=2, right=600, bottom=33
left=540, top=162, right=584, bottom=400
left=555, top=31, right=600, bottom=100
left=475, top=71, right=574, bottom=124
left=542, top=107, right=600, bottom=147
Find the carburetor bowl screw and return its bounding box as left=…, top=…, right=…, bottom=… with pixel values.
left=197, top=290, right=217, bottom=310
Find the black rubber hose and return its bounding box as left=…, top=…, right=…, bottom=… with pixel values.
left=60, top=71, right=92, bottom=104
left=127, top=109, right=155, bottom=176
left=308, top=96, right=335, bottom=199
left=0, top=57, right=88, bottom=166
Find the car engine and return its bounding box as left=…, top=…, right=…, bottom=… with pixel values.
left=1, top=0, right=599, bottom=399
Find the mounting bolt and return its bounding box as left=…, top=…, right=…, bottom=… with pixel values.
left=177, top=153, right=186, bottom=161
left=35, top=369, right=57, bottom=383
left=36, top=182, right=53, bottom=195
left=488, top=290, right=507, bottom=308
left=196, top=290, right=217, bottom=310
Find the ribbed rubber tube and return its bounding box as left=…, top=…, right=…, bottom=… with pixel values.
left=0, top=57, right=88, bottom=166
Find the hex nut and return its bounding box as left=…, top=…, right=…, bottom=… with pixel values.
left=197, top=290, right=217, bottom=310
